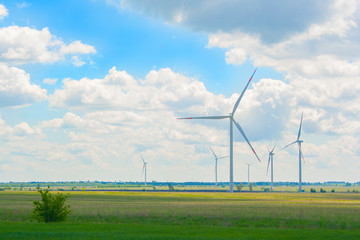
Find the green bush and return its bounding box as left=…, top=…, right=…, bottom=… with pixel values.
left=32, top=188, right=71, bottom=222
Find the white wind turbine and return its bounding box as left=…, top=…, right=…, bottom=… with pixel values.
left=266, top=146, right=275, bottom=191
left=178, top=69, right=261, bottom=193
left=282, top=113, right=304, bottom=192
left=209, top=145, right=229, bottom=187
left=141, top=155, right=148, bottom=186
left=246, top=163, right=253, bottom=186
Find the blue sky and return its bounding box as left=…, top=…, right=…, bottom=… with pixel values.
left=0, top=0, right=359, bottom=183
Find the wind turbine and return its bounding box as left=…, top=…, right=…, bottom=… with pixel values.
left=141, top=155, right=147, bottom=186
left=209, top=145, right=229, bottom=187
left=178, top=69, right=261, bottom=193
left=266, top=146, right=275, bottom=191
left=282, top=113, right=304, bottom=192
left=246, top=163, right=253, bottom=186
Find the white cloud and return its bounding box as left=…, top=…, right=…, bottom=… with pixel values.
left=70, top=56, right=86, bottom=67
left=60, top=40, right=96, bottom=55
left=0, top=63, right=47, bottom=107
left=43, top=78, right=58, bottom=85
left=0, top=4, right=8, bottom=20
left=0, top=26, right=96, bottom=65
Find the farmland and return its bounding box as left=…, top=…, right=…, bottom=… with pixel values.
left=1, top=191, right=360, bottom=239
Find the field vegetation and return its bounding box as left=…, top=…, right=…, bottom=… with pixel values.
left=0, top=190, right=360, bottom=239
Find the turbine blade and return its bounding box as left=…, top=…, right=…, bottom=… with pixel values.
left=297, top=112, right=304, bottom=140
left=282, top=141, right=297, bottom=150
left=141, top=155, right=145, bottom=164
left=267, top=145, right=270, bottom=153
left=271, top=146, right=276, bottom=154
left=209, top=145, right=217, bottom=158
left=233, top=119, right=261, bottom=162
left=178, top=116, right=229, bottom=120
left=232, top=69, right=257, bottom=116
left=299, top=143, right=305, bottom=163
left=266, top=155, right=271, bottom=176
left=218, top=156, right=229, bottom=159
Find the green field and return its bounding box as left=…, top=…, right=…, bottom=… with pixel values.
left=1, top=191, right=360, bottom=239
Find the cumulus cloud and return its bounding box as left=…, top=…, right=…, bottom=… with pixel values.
left=0, top=63, right=47, bottom=107
left=49, top=67, right=229, bottom=114
left=0, top=4, right=8, bottom=20
left=109, top=0, right=332, bottom=44
left=0, top=26, right=96, bottom=65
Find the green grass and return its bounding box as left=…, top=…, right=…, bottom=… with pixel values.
left=1, top=191, right=360, bottom=239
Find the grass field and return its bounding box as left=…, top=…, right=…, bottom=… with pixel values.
left=1, top=191, right=360, bottom=239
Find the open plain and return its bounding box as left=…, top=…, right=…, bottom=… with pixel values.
left=1, top=190, right=359, bottom=239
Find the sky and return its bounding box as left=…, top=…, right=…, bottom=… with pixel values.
left=0, top=0, right=359, bottom=183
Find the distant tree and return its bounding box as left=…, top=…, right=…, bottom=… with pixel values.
left=320, top=188, right=326, bottom=193
left=236, top=184, right=243, bottom=192
left=167, top=183, right=174, bottom=191
left=310, top=188, right=316, bottom=193
left=331, top=189, right=335, bottom=193
left=249, top=183, right=253, bottom=192
left=32, top=187, right=71, bottom=222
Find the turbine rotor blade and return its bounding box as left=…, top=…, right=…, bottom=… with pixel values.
left=178, top=116, right=229, bottom=120
left=266, top=155, right=271, bottom=176
left=209, top=145, right=217, bottom=158
left=299, top=143, right=305, bottom=163
left=271, top=146, right=276, bottom=155
left=218, top=156, right=229, bottom=159
left=297, top=112, right=304, bottom=140
left=267, top=145, right=270, bottom=153
left=282, top=141, right=297, bottom=150
left=141, top=155, right=145, bottom=164
left=232, top=69, right=257, bottom=116
left=233, top=119, right=261, bottom=162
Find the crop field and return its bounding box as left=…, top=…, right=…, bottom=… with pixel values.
left=1, top=191, right=360, bottom=239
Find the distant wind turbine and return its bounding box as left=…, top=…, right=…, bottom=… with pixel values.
left=266, top=146, right=275, bottom=191
left=209, top=145, right=228, bottom=187
left=282, top=113, right=304, bottom=192
left=178, top=69, right=261, bottom=193
left=141, top=155, right=148, bottom=186
left=246, top=163, right=253, bottom=186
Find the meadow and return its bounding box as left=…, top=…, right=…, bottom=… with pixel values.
left=0, top=191, right=360, bottom=239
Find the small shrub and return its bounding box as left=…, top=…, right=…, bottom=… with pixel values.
left=331, top=189, right=335, bottom=193
left=32, top=188, right=71, bottom=222
left=264, top=188, right=270, bottom=192
left=310, top=188, right=316, bottom=193
left=320, top=188, right=326, bottom=193
left=249, top=183, right=253, bottom=192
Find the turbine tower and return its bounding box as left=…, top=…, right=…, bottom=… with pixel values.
left=178, top=69, right=261, bottom=193
left=141, top=155, right=147, bottom=186
left=283, top=113, right=304, bottom=192
left=246, top=163, right=253, bottom=186
left=209, top=145, right=228, bottom=187
left=266, top=146, right=275, bottom=191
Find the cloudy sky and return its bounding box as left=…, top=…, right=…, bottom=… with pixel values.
left=0, top=0, right=359, bottom=183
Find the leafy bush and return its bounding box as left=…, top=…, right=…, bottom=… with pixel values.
left=320, top=188, right=326, bottom=193
left=331, top=189, right=335, bottom=193
left=310, top=188, right=316, bottom=193
left=32, top=188, right=71, bottom=222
